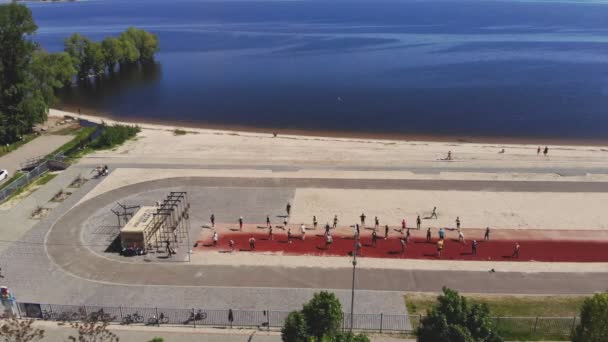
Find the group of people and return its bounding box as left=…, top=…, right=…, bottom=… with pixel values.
left=206, top=204, right=522, bottom=259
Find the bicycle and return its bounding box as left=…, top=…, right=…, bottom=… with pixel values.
left=183, top=309, right=207, bottom=324
left=147, top=312, right=169, bottom=326
left=121, top=312, right=144, bottom=325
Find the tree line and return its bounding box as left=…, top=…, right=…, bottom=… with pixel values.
left=0, top=3, right=158, bottom=145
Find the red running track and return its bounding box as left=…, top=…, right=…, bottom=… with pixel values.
left=196, top=232, right=608, bottom=262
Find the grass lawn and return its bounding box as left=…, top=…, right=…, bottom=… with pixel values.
left=405, top=293, right=585, bottom=341
left=404, top=293, right=584, bottom=317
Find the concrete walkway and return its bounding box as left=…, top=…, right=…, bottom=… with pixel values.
left=0, top=135, right=72, bottom=176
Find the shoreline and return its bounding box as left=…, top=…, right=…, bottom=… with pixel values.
left=55, top=105, right=608, bottom=147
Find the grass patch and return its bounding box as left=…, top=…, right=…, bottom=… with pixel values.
left=50, top=126, right=96, bottom=157
left=0, top=134, right=37, bottom=158
left=36, top=173, right=57, bottom=186
left=53, top=124, right=82, bottom=136
left=91, top=123, right=140, bottom=150
left=405, top=293, right=584, bottom=317
left=405, top=293, right=584, bottom=341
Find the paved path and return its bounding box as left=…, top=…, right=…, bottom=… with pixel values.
left=0, top=135, right=71, bottom=176
left=43, top=176, right=608, bottom=295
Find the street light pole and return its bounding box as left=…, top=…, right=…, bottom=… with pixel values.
left=350, top=231, right=358, bottom=333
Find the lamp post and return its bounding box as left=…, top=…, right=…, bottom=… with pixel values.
left=350, top=230, right=358, bottom=333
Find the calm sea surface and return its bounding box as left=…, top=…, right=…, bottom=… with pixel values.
left=27, top=0, right=608, bottom=140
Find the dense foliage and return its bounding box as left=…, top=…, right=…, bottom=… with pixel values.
left=65, top=27, right=159, bottom=79
left=281, top=291, right=368, bottom=342
left=92, top=123, right=140, bottom=149
left=417, top=287, right=503, bottom=342
left=571, top=292, right=608, bottom=342
left=0, top=3, right=158, bottom=145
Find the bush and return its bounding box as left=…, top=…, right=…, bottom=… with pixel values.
left=92, top=123, right=140, bottom=149
left=571, top=292, right=608, bottom=342
left=302, top=291, right=343, bottom=339
left=417, top=287, right=503, bottom=342
left=282, top=311, right=308, bottom=342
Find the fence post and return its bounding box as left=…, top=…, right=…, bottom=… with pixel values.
left=267, top=309, right=270, bottom=331
left=192, top=309, right=196, bottom=328
left=379, top=313, right=383, bottom=333
left=533, top=316, right=538, bottom=335
left=49, top=305, right=53, bottom=320
left=571, top=316, right=577, bottom=332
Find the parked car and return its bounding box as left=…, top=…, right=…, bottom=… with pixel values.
left=0, top=169, right=8, bottom=182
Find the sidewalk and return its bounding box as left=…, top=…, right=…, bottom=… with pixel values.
left=0, top=135, right=72, bottom=176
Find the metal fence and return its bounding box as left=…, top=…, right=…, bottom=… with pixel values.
left=15, top=302, right=576, bottom=337
left=0, top=161, right=50, bottom=202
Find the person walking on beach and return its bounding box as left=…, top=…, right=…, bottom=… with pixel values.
left=325, top=223, right=331, bottom=236
left=333, top=215, right=338, bottom=228
left=210, top=214, right=215, bottom=227
left=286, top=202, right=291, bottom=216
left=426, top=227, right=432, bottom=242
left=438, top=227, right=445, bottom=240
left=416, top=215, right=421, bottom=230
left=406, top=228, right=411, bottom=241
left=431, top=207, right=438, bottom=219
left=384, top=224, right=389, bottom=240
left=239, top=216, right=243, bottom=231
left=229, top=239, right=235, bottom=253
left=437, top=239, right=444, bottom=257
left=268, top=225, right=273, bottom=240
left=543, top=146, right=548, bottom=156
left=371, top=230, right=378, bottom=247
left=212, top=231, right=219, bottom=246
left=472, top=240, right=478, bottom=255
left=266, top=215, right=271, bottom=227
left=300, top=224, right=306, bottom=240
left=313, top=216, right=318, bottom=229
left=537, top=146, right=541, bottom=155
left=400, top=237, right=406, bottom=254
left=512, top=242, right=520, bottom=258
left=456, top=217, right=461, bottom=230
left=374, top=216, right=379, bottom=230
left=360, top=213, right=366, bottom=226
left=484, top=227, right=490, bottom=241
left=249, top=237, right=256, bottom=250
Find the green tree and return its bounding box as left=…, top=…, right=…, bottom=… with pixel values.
left=31, top=51, right=76, bottom=103
left=302, top=291, right=343, bottom=340
left=64, top=33, right=89, bottom=79
left=572, top=292, right=608, bottom=342
left=84, top=40, right=105, bottom=76
left=148, top=338, right=163, bottom=342
left=101, top=37, right=123, bottom=72
left=119, top=27, right=159, bottom=62
left=0, top=3, right=46, bottom=144
left=281, top=311, right=308, bottom=342
left=417, top=287, right=503, bottom=342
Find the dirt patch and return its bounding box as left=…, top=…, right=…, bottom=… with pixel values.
left=31, top=207, right=51, bottom=220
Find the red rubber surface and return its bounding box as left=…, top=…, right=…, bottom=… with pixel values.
left=196, top=231, right=608, bottom=262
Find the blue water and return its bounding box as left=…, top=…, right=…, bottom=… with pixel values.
left=27, top=0, right=608, bottom=140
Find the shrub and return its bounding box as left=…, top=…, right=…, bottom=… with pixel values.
left=571, top=292, right=608, bottom=342
left=417, top=287, right=503, bottom=342
left=282, top=311, right=308, bottom=342
left=302, top=291, right=343, bottom=340
left=92, top=124, right=140, bottom=149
